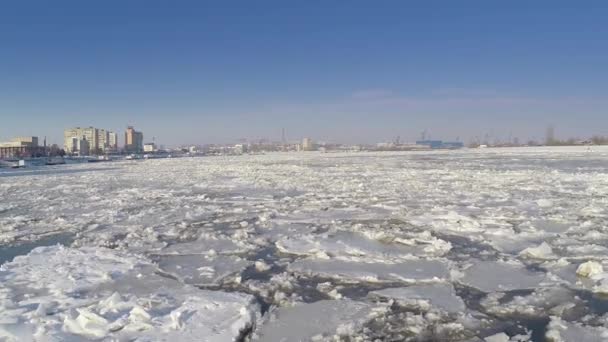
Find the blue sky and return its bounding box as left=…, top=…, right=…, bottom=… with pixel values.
left=1, top=1, right=607, bottom=146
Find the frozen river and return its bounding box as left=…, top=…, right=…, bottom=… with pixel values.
left=1, top=146, right=608, bottom=341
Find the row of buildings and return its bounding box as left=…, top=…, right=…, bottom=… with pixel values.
left=63, top=126, right=143, bottom=156
left=63, top=127, right=118, bottom=156
left=0, top=136, right=46, bottom=159
left=2, top=125, right=147, bottom=159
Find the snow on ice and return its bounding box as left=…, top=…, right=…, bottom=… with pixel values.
left=1, top=146, right=608, bottom=340
left=0, top=246, right=258, bottom=341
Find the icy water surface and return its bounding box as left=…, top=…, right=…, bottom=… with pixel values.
left=1, top=146, right=608, bottom=341
left=0, top=233, right=73, bottom=265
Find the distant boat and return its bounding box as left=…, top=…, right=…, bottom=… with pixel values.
left=88, top=155, right=112, bottom=163
left=0, top=160, right=26, bottom=168
left=0, top=160, right=18, bottom=168
left=45, top=156, right=66, bottom=165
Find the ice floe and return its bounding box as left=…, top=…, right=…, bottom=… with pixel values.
left=154, top=254, right=251, bottom=286
left=0, top=245, right=258, bottom=341
left=370, top=283, right=465, bottom=313
left=252, top=299, right=385, bottom=341
left=459, top=261, right=547, bottom=292
left=2, top=147, right=608, bottom=340
left=276, top=230, right=450, bottom=262
left=288, top=258, right=450, bottom=283
left=545, top=316, right=608, bottom=342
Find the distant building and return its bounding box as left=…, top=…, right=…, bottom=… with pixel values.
left=76, top=138, right=90, bottom=156
left=98, top=129, right=109, bottom=152
left=233, top=144, right=244, bottom=154
left=65, top=137, right=90, bottom=156
left=416, top=140, right=464, bottom=149
left=64, top=127, right=117, bottom=155
left=302, top=137, right=315, bottom=151
left=143, top=143, right=156, bottom=152
left=108, top=132, right=118, bottom=151
left=0, top=136, right=45, bottom=159
left=125, top=126, right=144, bottom=153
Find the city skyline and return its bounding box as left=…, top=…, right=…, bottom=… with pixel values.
left=0, top=122, right=601, bottom=149
left=1, top=1, right=607, bottom=145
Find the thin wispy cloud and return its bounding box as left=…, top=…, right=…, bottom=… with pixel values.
left=351, top=89, right=395, bottom=100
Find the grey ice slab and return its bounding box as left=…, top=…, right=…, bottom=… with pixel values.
left=157, top=237, right=249, bottom=255
left=460, top=261, right=546, bottom=292
left=370, top=283, right=465, bottom=313
left=547, top=317, right=608, bottom=342
left=156, top=254, right=251, bottom=286
left=253, top=299, right=380, bottom=341
left=288, top=258, right=450, bottom=283
left=276, top=230, right=450, bottom=261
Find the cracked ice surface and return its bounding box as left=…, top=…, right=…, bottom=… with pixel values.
left=289, top=258, right=451, bottom=283
left=370, top=283, right=465, bottom=313
left=2, top=146, right=608, bottom=340
left=459, top=260, right=548, bottom=292
left=0, top=245, right=258, bottom=341
left=252, top=299, right=385, bottom=341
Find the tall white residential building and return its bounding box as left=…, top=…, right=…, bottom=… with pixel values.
left=302, top=137, right=314, bottom=151
left=97, top=129, right=109, bottom=151
left=64, top=127, right=117, bottom=155
left=108, top=132, right=118, bottom=151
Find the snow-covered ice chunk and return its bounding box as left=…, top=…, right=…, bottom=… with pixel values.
left=409, top=211, right=485, bottom=234
left=532, top=220, right=571, bottom=234
left=252, top=299, right=384, bottom=341
left=480, top=287, right=579, bottom=318
left=576, top=261, right=603, bottom=278
left=485, top=332, right=510, bottom=342
left=277, top=230, right=451, bottom=262
left=0, top=245, right=259, bottom=341
left=545, top=316, right=608, bottom=342
left=519, top=242, right=556, bottom=260
left=370, top=283, right=465, bottom=313
left=155, top=254, right=251, bottom=286
left=288, top=258, right=450, bottom=283
left=460, top=261, right=546, bottom=292
left=157, top=236, right=251, bottom=256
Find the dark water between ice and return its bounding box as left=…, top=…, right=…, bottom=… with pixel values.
left=0, top=233, right=74, bottom=265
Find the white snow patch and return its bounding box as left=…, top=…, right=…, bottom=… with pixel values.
left=0, top=245, right=258, bottom=341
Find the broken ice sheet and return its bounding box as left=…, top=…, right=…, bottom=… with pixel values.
left=288, top=258, right=450, bottom=283
left=157, top=235, right=253, bottom=256
left=480, top=286, right=581, bottom=319
left=459, top=261, right=548, bottom=292
left=370, top=283, right=465, bottom=313
left=0, top=245, right=259, bottom=341
left=545, top=316, right=608, bottom=342
left=276, top=230, right=451, bottom=262
left=252, top=299, right=385, bottom=341
left=2, top=146, right=608, bottom=340
left=154, top=254, right=251, bottom=286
